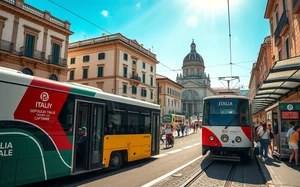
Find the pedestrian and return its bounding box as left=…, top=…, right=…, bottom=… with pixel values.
left=160, top=124, right=164, bottom=144
left=192, top=124, right=196, bottom=133
left=176, top=124, right=181, bottom=137
left=257, top=123, right=270, bottom=161
left=273, top=120, right=279, bottom=150
left=288, top=125, right=300, bottom=166
left=286, top=121, right=296, bottom=145
left=267, top=123, right=274, bottom=152
left=180, top=123, right=185, bottom=137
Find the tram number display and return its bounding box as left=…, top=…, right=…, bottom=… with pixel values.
left=281, top=111, right=299, bottom=120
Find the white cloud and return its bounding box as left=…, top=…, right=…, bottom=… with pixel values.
left=136, top=2, right=140, bottom=8
left=101, top=10, right=109, bottom=17
left=186, top=15, right=199, bottom=28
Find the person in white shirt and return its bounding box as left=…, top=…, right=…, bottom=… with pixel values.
left=286, top=121, right=295, bottom=144
left=258, top=123, right=270, bottom=160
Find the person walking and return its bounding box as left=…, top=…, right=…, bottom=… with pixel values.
left=286, top=121, right=296, bottom=145
left=257, top=123, right=270, bottom=161
left=180, top=123, right=185, bottom=137
left=160, top=124, right=164, bottom=144
left=176, top=124, right=181, bottom=138
left=288, top=125, right=300, bottom=166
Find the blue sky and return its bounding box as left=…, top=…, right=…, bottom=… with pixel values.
left=28, top=0, right=270, bottom=89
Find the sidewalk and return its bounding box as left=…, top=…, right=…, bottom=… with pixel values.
left=256, top=154, right=300, bottom=187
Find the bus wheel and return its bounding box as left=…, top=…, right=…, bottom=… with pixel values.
left=109, top=152, right=123, bottom=169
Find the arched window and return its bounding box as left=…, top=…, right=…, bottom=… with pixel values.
left=22, top=68, right=33, bottom=75
left=49, top=74, right=58, bottom=81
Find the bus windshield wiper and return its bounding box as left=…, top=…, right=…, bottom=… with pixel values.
left=224, top=114, right=238, bottom=129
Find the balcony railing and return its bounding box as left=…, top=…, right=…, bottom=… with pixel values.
left=130, top=74, right=141, bottom=82
left=293, top=0, right=300, bottom=13
left=20, top=46, right=45, bottom=61
left=48, top=55, right=67, bottom=67
left=274, top=10, right=289, bottom=44
left=0, top=40, right=13, bottom=52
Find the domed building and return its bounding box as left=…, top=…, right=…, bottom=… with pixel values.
left=177, top=40, right=215, bottom=119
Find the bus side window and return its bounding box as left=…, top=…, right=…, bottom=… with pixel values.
left=58, top=98, right=75, bottom=135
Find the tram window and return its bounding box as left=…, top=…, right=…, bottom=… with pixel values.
left=128, top=115, right=139, bottom=134
left=128, top=106, right=139, bottom=113
left=141, top=108, right=150, bottom=115
left=58, top=98, right=75, bottom=135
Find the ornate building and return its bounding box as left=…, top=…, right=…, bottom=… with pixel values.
left=177, top=40, right=215, bottom=118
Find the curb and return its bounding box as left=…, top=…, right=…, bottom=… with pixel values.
left=255, top=155, right=283, bottom=186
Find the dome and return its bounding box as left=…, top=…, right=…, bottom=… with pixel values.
left=183, top=40, right=204, bottom=68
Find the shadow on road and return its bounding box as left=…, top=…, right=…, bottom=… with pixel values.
left=21, top=157, right=158, bottom=187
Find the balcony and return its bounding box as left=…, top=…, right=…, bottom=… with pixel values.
left=48, top=55, right=67, bottom=67
left=130, top=74, right=141, bottom=86
left=20, top=46, right=45, bottom=61
left=293, top=0, right=300, bottom=14
left=0, top=40, right=13, bottom=52
left=274, top=11, right=289, bottom=45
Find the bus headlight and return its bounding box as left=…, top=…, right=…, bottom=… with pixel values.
left=221, top=134, right=229, bottom=142
left=209, top=136, right=214, bottom=141
left=235, top=136, right=242, bottom=143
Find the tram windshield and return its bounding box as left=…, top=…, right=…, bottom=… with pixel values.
left=202, top=98, right=250, bottom=126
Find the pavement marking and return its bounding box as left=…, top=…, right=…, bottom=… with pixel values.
left=141, top=155, right=204, bottom=187
left=166, top=149, right=183, bottom=154
left=183, top=145, right=193, bottom=149
left=193, top=143, right=201, bottom=146
left=152, top=154, right=168, bottom=158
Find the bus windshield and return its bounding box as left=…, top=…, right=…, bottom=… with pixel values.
left=202, top=98, right=250, bottom=126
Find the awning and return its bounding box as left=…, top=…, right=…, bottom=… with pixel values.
left=252, top=56, right=300, bottom=114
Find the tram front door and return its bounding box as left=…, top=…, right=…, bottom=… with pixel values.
left=73, top=101, right=105, bottom=173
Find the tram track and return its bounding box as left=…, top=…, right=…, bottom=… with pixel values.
left=181, top=159, right=238, bottom=187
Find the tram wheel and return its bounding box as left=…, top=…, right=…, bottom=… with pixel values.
left=109, top=151, right=123, bottom=169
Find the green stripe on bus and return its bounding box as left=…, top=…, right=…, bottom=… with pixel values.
left=70, top=87, right=96, bottom=97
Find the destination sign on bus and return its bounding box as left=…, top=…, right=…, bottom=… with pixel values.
left=218, top=101, right=233, bottom=106
left=281, top=111, right=299, bottom=120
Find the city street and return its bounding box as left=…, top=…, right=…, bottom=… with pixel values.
left=26, top=130, right=270, bottom=187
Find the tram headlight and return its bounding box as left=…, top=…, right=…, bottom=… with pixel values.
left=221, top=134, right=229, bottom=142
left=209, top=136, right=214, bottom=141
left=235, top=136, right=242, bottom=143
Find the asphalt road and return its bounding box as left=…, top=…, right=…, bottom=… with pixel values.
left=26, top=131, right=202, bottom=187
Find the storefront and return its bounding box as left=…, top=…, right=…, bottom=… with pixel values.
left=252, top=57, right=300, bottom=159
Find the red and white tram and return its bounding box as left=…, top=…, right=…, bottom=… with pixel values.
left=202, top=95, right=253, bottom=161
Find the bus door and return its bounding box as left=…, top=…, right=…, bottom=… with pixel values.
left=73, top=101, right=105, bottom=173
left=151, top=112, right=160, bottom=155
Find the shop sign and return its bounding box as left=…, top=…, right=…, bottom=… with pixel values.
left=281, top=111, right=299, bottom=120
left=279, top=103, right=300, bottom=111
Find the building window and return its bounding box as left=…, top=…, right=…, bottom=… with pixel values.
left=150, top=66, right=153, bottom=72
left=123, top=53, right=128, bottom=61
left=24, top=34, right=35, bottom=58
left=275, top=11, right=279, bottom=25
left=141, top=88, right=147, bottom=97
left=150, top=91, right=153, bottom=99
left=123, top=84, right=127, bottom=94
left=98, top=66, right=103, bottom=77
left=83, top=68, right=88, bottom=79
left=98, top=53, right=105, bottom=60
left=278, top=49, right=282, bottom=60
left=142, top=73, right=145, bottom=83
left=70, top=58, right=75, bottom=64
left=132, top=86, right=137, bottom=94
left=270, top=22, right=273, bottom=34
left=123, top=66, right=128, bottom=78
left=150, top=77, right=153, bottom=86
left=70, top=70, right=74, bottom=80
left=51, top=43, right=60, bottom=64
left=49, top=74, right=58, bottom=81
left=285, top=38, right=290, bottom=59
left=83, top=55, right=90, bottom=62
left=168, top=99, right=170, bottom=106
left=143, top=62, right=146, bottom=69
left=22, top=68, right=33, bottom=75
left=133, top=60, right=136, bottom=65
